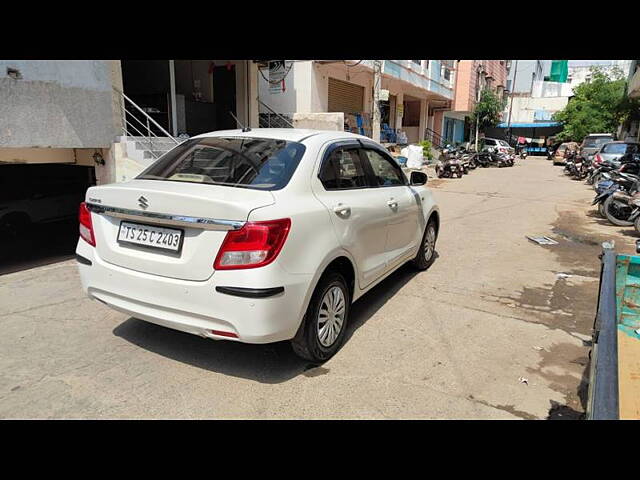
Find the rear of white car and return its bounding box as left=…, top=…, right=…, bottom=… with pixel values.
left=76, top=129, right=439, bottom=361
left=77, top=133, right=313, bottom=344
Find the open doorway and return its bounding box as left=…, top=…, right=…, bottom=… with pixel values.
left=121, top=60, right=240, bottom=137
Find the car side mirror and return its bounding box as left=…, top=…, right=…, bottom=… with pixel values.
left=410, top=170, right=428, bottom=186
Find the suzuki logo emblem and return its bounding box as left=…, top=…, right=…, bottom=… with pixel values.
left=138, top=196, right=149, bottom=209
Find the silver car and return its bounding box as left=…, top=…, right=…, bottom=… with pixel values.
left=580, top=134, right=615, bottom=161
left=593, top=141, right=640, bottom=167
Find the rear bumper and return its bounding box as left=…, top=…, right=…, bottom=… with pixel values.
left=75, top=239, right=312, bottom=344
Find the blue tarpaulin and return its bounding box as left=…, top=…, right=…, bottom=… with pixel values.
left=495, top=122, right=561, bottom=128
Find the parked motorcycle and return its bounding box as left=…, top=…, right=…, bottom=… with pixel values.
left=603, top=188, right=640, bottom=227
left=590, top=156, right=640, bottom=188
left=563, top=150, right=579, bottom=176
left=436, top=149, right=465, bottom=178
left=592, top=172, right=640, bottom=218
left=571, top=155, right=591, bottom=180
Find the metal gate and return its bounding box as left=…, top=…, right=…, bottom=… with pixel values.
left=328, top=78, right=364, bottom=114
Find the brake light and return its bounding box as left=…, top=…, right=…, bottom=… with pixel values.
left=214, top=218, right=291, bottom=270
left=78, top=202, right=96, bottom=246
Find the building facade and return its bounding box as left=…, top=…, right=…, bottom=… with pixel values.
left=620, top=60, right=640, bottom=142
left=442, top=60, right=509, bottom=144
left=506, top=60, right=551, bottom=94
left=258, top=60, right=455, bottom=144
left=0, top=60, right=262, bottom=185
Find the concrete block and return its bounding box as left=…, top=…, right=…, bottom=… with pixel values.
left=292, top=112, right=344, bottom=131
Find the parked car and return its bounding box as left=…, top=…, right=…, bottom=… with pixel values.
left=592, top=141, right=640, bottom=168
left=552, top=142, right=580, bottom=165
left=480, top=138, right=514, bottom=155
left=580, top=133, right=616, bottom=161
left=76, top=129, right=440, bottom=362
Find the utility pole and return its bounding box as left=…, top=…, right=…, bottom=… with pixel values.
left=372, top=60, right=382, bottom=142
left=474, top=63, right=483, bottom=152
left=475, top=115, right=479, bottom=152
left=506, top=60, right=518, bottom=145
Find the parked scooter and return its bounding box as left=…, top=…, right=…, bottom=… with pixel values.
left=564, top=150, right=579, bottom=176
left=603, top=187, right=640, bottom=227
left=592, top=171, right=640, bottom=218
left=436, top=148, right=465, bottom=178
left=520, top=147, right=528, bottom=159
left=571, top=155, right=591, bottom=180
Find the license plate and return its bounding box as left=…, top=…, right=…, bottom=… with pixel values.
left=117, top=221, right=183, bottom=252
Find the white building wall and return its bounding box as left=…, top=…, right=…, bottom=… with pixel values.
left=506, top=96, right=569, bottom=123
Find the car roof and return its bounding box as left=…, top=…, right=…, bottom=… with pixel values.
left=190, top=128, right=371, bottom=144
left=585, top=133, right=614, bottom=137
left=602, top=140, right=639, bottom=145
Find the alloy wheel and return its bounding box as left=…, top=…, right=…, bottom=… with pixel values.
left=317, top=286, right=346, bottom=347
left=424, top=225, right=436, bottom=261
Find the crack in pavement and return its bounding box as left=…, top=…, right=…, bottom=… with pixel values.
left=0, top=298, right=87, bottom=319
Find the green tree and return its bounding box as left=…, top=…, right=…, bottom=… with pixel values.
left=471, top=88, right=506, bottom=132
left=552, top=66, right=629, bottom=142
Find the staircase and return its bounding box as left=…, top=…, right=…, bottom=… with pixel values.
left=117, top=136, right=179, bottom=163
left=113, top=87, right=181, bottom=160
left=424, top=127, right=448, bottom=150
left=257, top=98, right=294, bottom=128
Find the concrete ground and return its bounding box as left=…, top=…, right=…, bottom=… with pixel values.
left=1, top=157, right=636, bottom=419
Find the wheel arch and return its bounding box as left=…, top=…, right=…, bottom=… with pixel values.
left=298, top=250, right=357, bottom=317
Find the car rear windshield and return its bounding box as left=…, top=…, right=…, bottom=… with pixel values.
left=601, top=143, right=634, bottom=154
left=583, top=136, right=613, bottom=148
left=136, top=137, right=306, bottom=190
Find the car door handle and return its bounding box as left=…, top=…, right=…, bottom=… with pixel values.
left=387, top=200, right=398, bottom=209
left=333, top=204, right=351, bottom=216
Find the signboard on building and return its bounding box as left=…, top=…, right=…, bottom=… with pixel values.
left=379, top=89, right=389, bottom=101
left=269, top=60, right=287, bottom=94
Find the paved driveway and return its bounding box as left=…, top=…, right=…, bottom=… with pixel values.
left=1, top=157, right=634, bottom=419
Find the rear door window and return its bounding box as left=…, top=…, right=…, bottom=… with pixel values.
left=319, top=147, right=370, bottom=190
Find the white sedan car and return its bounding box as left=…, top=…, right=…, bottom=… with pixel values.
left=76, top=129, right=440, bottom=362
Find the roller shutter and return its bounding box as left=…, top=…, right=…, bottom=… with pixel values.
left=328, top=78, right=364, bottom=114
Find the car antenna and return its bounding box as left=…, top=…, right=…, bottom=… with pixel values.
left=230, top=111, right=251, bottom=132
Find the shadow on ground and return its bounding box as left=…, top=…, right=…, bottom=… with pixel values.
left=113, top=259, right=427, bottom=383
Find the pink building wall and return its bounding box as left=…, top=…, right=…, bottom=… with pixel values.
left=453, top=60, right=508, bottom=114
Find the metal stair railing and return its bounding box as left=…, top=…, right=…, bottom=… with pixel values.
left=257, top=98, right=294, bottom=128
left=114, top=87, right=180, bottom=159
left=424, top=127, right=448, bottom=150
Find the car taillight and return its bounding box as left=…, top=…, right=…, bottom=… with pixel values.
left=214, top=218, right=291, bottom=270
left=78, top=202, right=96, bottom=246
left=594, top=154, right=603, bottom=164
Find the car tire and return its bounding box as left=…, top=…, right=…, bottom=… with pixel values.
left=412, top=219, right=438, bottom=271
left=290, top=272, right=350, bottom=363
